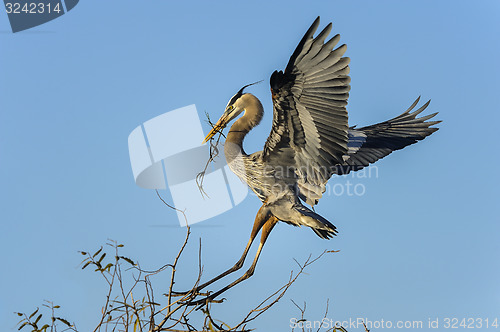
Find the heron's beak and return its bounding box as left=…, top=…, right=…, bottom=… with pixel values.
left=202, top=112, right=230, bottom=144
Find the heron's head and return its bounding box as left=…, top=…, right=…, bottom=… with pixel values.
left=203, top=82, right=261, bottom=143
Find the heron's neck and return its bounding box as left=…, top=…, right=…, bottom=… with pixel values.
left=225, top=94, right=263, bottom=160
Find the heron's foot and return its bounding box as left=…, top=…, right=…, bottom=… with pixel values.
left=170, top=290, right=189, bottom=297
left=187, top=293, right=226, bottom=308
left=173, top=288, right=222, bottom=306
left=170, top=288, right=210, bottom=297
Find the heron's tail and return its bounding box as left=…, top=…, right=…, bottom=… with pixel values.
left=294, top=204, right=337, bottom=239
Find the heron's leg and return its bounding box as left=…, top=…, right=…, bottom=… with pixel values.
left=175, top=205, right=269, bottom=296
left=190, top=216, right=278, bottom=306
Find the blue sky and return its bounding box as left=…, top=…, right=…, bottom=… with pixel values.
left=1, top=1, right=499, bottom=331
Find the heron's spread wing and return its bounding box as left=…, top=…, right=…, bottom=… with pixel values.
left=336, top=97, right=440, bottom=175
left=263, top=17, right=351, bottom=206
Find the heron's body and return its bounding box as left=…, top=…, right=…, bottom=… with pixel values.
left=206, top=17, right=439, bottom=239
left=192, top=17, right=439, bottom=304
left=223, top=93, right=338, bottom=239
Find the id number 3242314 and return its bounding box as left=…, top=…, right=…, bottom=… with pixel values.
left=5, top=2, right=62, bottom=14
left=443, top=317, right=498, bottom=329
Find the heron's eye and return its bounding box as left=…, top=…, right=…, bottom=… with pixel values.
left=228, top=105, right=234, bottom=111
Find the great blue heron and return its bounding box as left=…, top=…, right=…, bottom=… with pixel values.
left=190, top=17, right=439, bottom=304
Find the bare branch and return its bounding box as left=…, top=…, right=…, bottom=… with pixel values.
left=16, top=192, right=349, bottom=332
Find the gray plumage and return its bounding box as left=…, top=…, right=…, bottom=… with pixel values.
left=187, top=17, right=441, bottom=305
left=204, top=16, right=440, bottom=240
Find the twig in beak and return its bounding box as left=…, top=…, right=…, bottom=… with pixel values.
left=196, top=112, right=226, bottom=198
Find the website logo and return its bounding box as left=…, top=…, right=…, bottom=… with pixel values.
left=128, top=105, right=248, bottom=226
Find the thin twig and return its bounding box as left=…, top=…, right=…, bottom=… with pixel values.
left=196, top=112, right=226, bottom=198
left=230, top=250, right=332, bottom=331
left=317, top=299, right=329, bottom=332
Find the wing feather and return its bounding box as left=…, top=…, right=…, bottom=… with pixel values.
left=261, top=17, right=439, bottom=206
left=336, top=98, right=440, bottom=174
left=264, top=17, right=351, bottom=206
